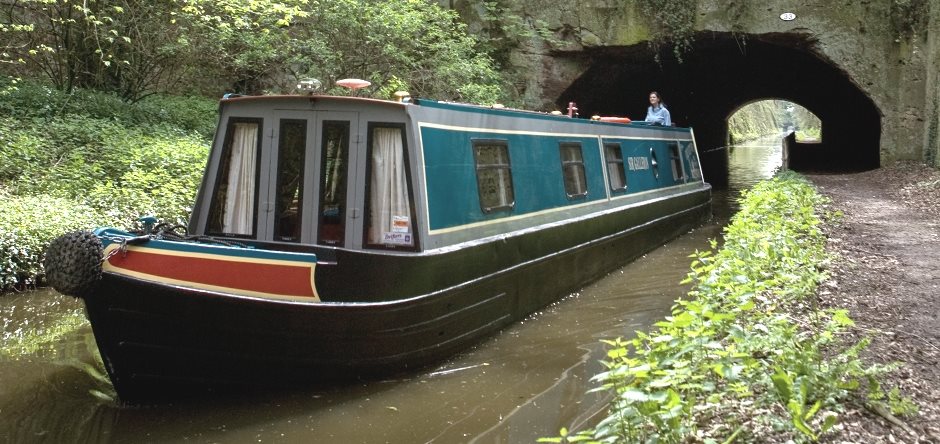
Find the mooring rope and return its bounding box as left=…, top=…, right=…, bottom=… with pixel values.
left=143, top=222, right=249, bottom=248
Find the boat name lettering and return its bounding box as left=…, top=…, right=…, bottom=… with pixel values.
left=627, top=156, right=650, bottom=171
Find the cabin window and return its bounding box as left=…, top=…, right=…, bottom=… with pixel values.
left=207, top=119, right=262, bottom=237
left=318, top=121, right=350, bottom=246
left=473, top=140, right=514, bottom=213
left=274, top=119, right=306, bottom=242
left=604, top=143, right=627, bottom=191
left=560, top=143, right=587, bottom=199
left=365, top=125, right=415, bottom=248
left=668, top=142, right=684, bottom=181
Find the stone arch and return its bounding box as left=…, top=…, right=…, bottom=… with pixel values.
left=557, top=32, right=882, bottom=186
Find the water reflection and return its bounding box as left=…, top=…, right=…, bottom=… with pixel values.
left=0, top=290, right=117, bottom=443
left=0, top=139, right=782, bottom=443
left=728, top=134, right=784, bottom=191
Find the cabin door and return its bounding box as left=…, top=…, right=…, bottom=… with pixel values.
left=314, top=113, right=359, bottom=247
left=264, top=111, right=359, bottom=245
left=353, top=123, right=417, bottom=251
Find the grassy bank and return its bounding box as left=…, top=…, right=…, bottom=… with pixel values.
left=544, top=173, right=912, bottom=443
left=0, top=79, right=216, bottom=291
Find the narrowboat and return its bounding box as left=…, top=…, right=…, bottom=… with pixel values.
left=44, top=91, right=711, bottom=403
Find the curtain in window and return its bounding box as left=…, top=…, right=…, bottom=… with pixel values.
left=475, top=144, right=514, bottom=211
left=605, top=145, right=626, bottom=190
left=561, top=145, right=586, bottom=196
left=368, top=127, right=412, bottom=246
left=223, top=122, right=258, bottom=234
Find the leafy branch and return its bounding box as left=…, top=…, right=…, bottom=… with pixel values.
left=634, top=0, right=697, bottom=63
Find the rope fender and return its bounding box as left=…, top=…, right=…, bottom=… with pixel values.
left=43, top=231, right=103, bottom=298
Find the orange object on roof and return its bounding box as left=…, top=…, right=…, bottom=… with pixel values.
left=598, top=116, right=632, bottom=124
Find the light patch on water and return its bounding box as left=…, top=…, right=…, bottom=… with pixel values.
left=0, top=289, right=116, bottom=404
left=1, top=295, right=89, bottom=360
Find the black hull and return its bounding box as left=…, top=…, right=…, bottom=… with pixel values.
left=83, top=189, right=711, bottom=403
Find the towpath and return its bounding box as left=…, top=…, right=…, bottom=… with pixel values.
left=808, top=163, right=940, bottom=443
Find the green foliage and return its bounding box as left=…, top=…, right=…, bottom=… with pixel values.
left=0, top=0, right=309, bottom=101
left=890, top=0, right=928, bottom=39
left=547, top=173, right=903, bottom=443
left=479, top=1, right=562, bottom=61
left=1, top=115, right=208, bottom=223
left=728, top=100, right=783, bottom=143
left=0, top=0, right=130, bottom=91
left=728, top=100, right=821, bottom=144
left=0, top=80, right=211, bottom=291
left=287, top=0, right=506, bottom=104
left=869, top=385, right=919, bottom=417
left=0, top=189, right=109, bottom=290
left=2, top=0, right=510, bottom=104
left=0, top=78, right=218, bottom=136
left=634, top=0, right=698, bottom=63
left=796, top=128, right=821, bottom=142
left=179, top=0, right=309, bottom=95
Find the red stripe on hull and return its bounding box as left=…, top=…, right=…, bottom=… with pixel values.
left=107, top=250, right=315, bottom=297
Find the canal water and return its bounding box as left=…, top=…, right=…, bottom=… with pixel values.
left=0, top=137, right=782, bottom=443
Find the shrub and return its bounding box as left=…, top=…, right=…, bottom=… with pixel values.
left=543, top=173, right=899, bottom=443
left=0, top=79, right=213, bottom=291
left=0, top=189, right=109, bottom=291
left=0, top=77, right=218, bottom=137
left=1, top=115, right=208, bottom=221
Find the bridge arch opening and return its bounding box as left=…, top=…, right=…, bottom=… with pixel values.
left=727, top=99, right=821, bottom=144
left=558, top=32, right=882, bottom=186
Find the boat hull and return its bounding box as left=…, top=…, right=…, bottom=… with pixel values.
left=82, top=187, right=710, bottom=402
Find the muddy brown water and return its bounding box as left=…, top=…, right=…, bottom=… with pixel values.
left=0, top=138, right=781, bottom=443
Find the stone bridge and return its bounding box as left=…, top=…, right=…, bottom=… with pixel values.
left=444, top=0, right=940, bottom=184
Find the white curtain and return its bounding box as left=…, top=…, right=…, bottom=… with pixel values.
left=368, top=127, right=412, bottom=245
left=562, top=146, right=586, bottom=195
left=606, top=145, right=625, bottom=190
left=223, top=122, right=258, bottom=234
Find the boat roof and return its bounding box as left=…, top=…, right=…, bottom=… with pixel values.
left=219, top=94, right=407, bottom=109
left=217, top=94, right=690, bottom=131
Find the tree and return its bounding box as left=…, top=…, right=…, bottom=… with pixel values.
left=0, top=0, right=307, bottom=101
left=1, top=0, right=508, bottom=104
left=172, top=0, right=308, bottom=96
left=0, top=0, right=125, bottom=93
left=285, top=0, right=505, bottom=104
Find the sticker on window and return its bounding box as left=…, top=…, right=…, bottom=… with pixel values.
left=383, top=232, right=413, bottom=245
left=391, top=216, right=410, bottom=233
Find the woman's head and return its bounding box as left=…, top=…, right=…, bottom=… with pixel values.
left=649, top=91, right=662, bottom=107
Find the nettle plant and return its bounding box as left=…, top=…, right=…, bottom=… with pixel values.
left=543, top=173, right=908, bottom=443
